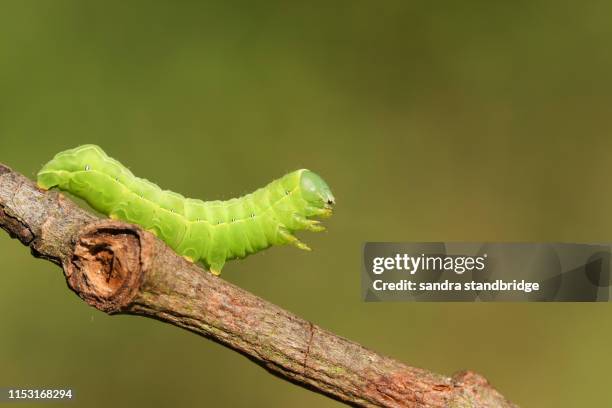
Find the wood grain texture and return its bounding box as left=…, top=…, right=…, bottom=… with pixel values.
left=0, top=163, right=517, bottom=408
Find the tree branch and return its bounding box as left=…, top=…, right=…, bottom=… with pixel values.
left=0, top=163, right=517, bottom=408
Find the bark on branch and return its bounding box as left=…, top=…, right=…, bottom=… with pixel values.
left=0, top=163, right=517, bottom=408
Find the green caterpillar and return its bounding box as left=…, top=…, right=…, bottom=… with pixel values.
left=37, top=145, right=335, bottom=275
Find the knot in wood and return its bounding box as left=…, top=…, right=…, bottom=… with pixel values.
left=64, top=221, right=149, bottom=313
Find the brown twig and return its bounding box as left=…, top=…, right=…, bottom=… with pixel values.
left=0, top=163, right=517, bottom=408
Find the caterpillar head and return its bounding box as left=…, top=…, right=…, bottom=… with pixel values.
left=300, top=170, right=335, bottom=217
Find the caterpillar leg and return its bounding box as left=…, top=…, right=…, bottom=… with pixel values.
left=308, top=206, right=333, bottom=219
left=293, top=213, right=326, bottom=232
left=206, top=257, right=226, bottom=276
left=209, top=263, right=224, bottom=276
left=278, top=227, right=311, bottom=251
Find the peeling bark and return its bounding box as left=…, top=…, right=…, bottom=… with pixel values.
left=0, top=163, right=517, bottom=408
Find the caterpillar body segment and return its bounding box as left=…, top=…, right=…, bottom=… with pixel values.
left=37, top=145, right=335, bottom=275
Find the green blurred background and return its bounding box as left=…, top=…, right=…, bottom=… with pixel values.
left=1, top=1, right=610, bottom=407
